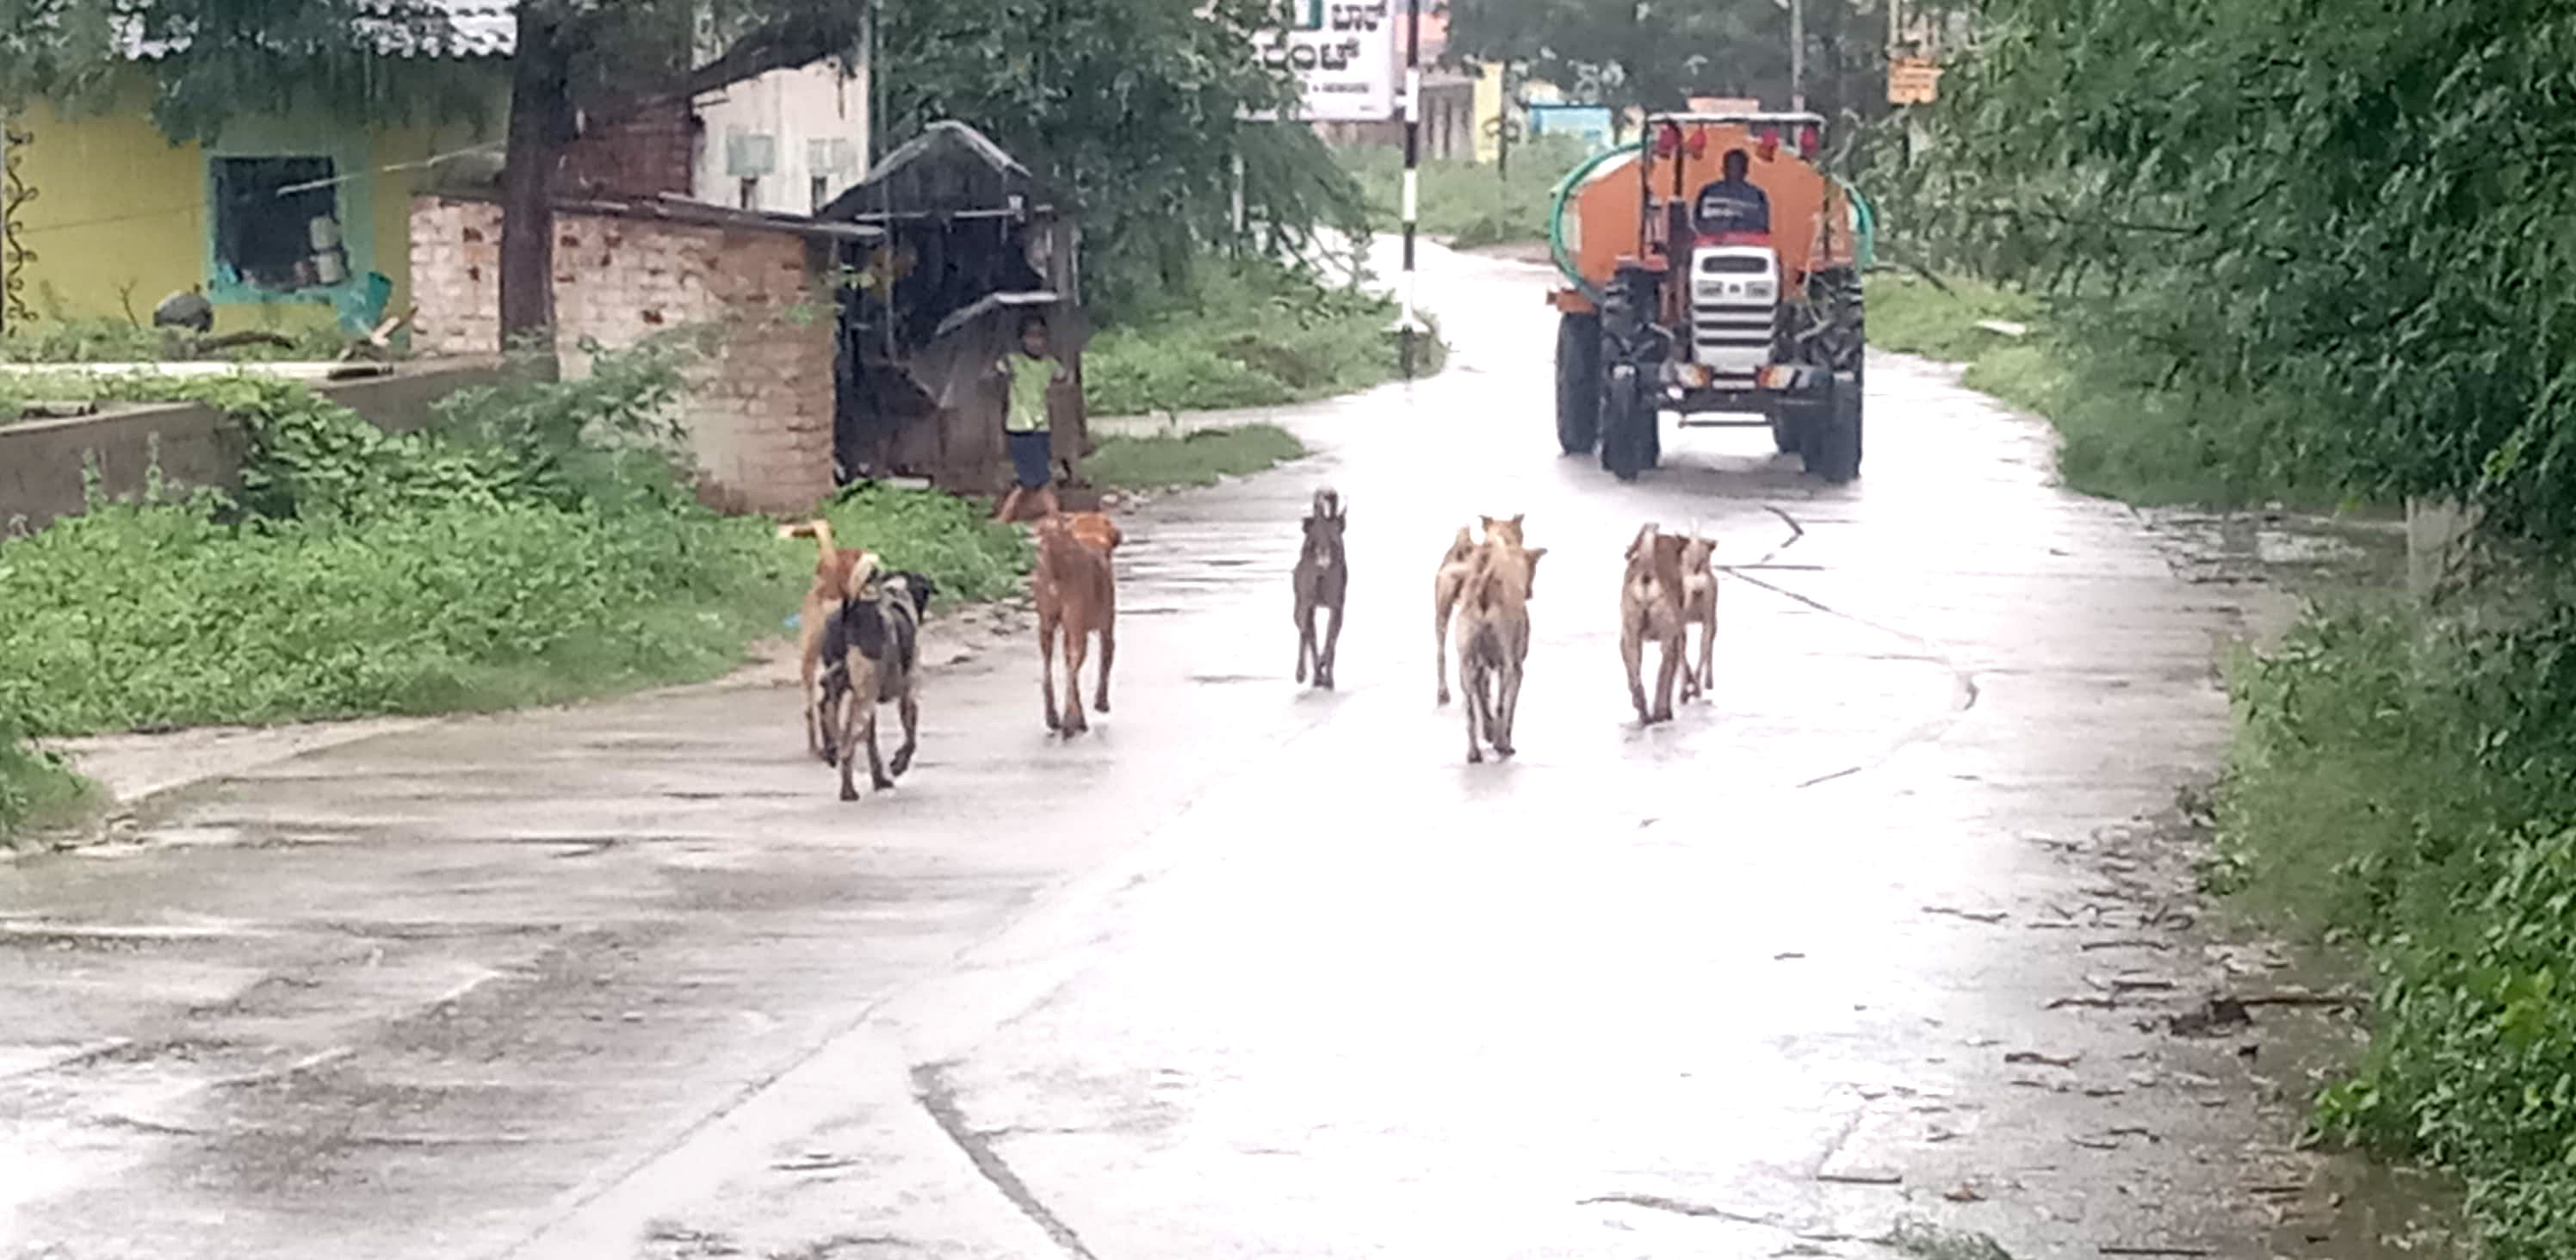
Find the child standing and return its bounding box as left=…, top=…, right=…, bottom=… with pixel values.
left=994, top=312, right=1070, bottom=522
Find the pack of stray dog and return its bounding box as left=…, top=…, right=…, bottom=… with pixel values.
left=780, top=480, right=1732, bottom=791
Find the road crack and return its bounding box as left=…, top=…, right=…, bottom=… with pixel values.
left=912, top=1061, right=1099, bottom=1260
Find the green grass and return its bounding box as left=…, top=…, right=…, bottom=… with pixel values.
left=0, top=485, right=1026, bottom=742
left=0, top=348, right=1029, bottom=843
left=1082, top=256, right=1443, bottom=417
left=0, top=723, right=92, bottom=839
left=1081, top=423, right=1307, bottom=489
left=1867, top=274, right=2346, bottom=510
left=1, top=315, right=348, bottom=365
left=1342, top=137, right=1593, bottom=248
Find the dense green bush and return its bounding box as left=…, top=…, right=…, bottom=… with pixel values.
left=2220, top=590, right=2576, bottom=1257
left=1082, top=256, right=1440, bottom=417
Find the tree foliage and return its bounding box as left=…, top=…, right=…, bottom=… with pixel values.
left=1440, top=0, right=1892, bottom=130
left=1900, top=0, right=2576, bottom=542
left=876, top=0, right=1362, bottom=318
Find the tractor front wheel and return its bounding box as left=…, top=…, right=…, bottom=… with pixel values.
left=1555, top=314, right=1601, bottom=455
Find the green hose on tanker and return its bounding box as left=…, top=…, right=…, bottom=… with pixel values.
left=1545, top=143, right=1879, bottom=304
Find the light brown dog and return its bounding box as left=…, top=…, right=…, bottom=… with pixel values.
left=1678, top=534, right=1718, bottom=702
left=1434, top=514, right=1528, bottom=705
left=779, top=519, right=879, bottom=758
left=1453, top=523, right=1545, bottom=763
left=1619, top=523, right=1689, bottom=725
left=1033, top=510, right=1123, bottom=736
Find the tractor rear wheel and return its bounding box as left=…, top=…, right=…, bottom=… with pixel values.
left=1601, top=366, right=1648, bottom=482
left=1811, top=376, right=1863, bottom=485
left=1555, top=314, right=1601, bottom=455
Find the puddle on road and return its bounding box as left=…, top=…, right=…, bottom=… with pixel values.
left=2143, top=510, right=2406, bottom=590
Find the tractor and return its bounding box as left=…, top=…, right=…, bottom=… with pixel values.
left=1546, top=111, right=1872, bottom=484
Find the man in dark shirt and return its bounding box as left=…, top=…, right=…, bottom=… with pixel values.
left=1693, top=149, right=1771, bottom=237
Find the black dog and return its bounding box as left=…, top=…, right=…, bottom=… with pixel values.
left=818, top=571, right=937, bottom=801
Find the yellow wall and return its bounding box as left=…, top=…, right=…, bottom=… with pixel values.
left=1472, top=64, right=1506, bottom=164
left=7, top=73, right=500, bottom=336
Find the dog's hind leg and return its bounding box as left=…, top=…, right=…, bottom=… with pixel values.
left=1621, top=615, right=1650, bottom=723
left=1061, top=626, right=1091, bottom=736
left=1698, top=608, right=1717, bottom=703
left=1434, top=587, right=1455, bottom=706
left=1462, top=662, right=1488, bottom=763
left=1039, top=615, right=1062, bottom=732
left=1494, top=655, right=1524, bottom=757
left=862, top=707, right=894, bottom=791
left=836, top=697, right=863, bottom=802
left=1093, top=602, right=1116, bottom=714
left=1295, top=600, right=1313, bottom=685
left=1652, top=636, right=1681, bottom=724
left=890, top=690, right=919, bottom=778
left=1320, top=601, right=1343, bottom=690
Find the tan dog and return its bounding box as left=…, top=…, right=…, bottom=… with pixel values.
left=1434, top=514, right=1528, bottom=704
left=1033, top=510, right=1123, bottom=736
left=779, top=519, right=879, bottom=758
left=1678, top=534, right=1718, bottom=702
left=1453, top=523, right=1545, bottom=763
left=1619, top=524, right=1689, bottom=725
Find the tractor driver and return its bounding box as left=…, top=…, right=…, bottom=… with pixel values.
left=1692, top=149, right=1771, bottom=238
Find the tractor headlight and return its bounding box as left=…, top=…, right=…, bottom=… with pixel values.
left=1746, top=282, right=1775, bottom=300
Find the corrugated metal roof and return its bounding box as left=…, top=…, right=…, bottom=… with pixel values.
left=120, top=0, right=517, bottom=61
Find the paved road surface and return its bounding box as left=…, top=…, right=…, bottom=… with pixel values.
left=3, top=244, right=2437, bottom=1259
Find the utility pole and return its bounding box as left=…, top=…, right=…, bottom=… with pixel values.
left=1789, top=0, right=1805, bottom=111
left=1398, top=0, right=1423, bottom=379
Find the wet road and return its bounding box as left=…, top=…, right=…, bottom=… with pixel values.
left=3, top=244, right=2419, bottom=1259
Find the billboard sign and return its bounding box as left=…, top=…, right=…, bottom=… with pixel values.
left=1251, top=0, right=1399, bottom=122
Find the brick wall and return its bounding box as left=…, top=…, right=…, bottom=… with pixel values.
left=410, top=196, right=834, bottom=516
left=559, top=100, right=697, bottom=199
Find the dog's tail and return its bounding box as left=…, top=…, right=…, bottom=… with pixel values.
left=1444, top=525, right=1477, bottom=565
left=778, top=518, right=837, bottom=560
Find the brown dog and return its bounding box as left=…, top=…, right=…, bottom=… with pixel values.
left=779, top=519, right=879, bottom=758
left=1678, top=534, right=1718, bottom=702
left=1619, top=523, right=1689, bottom=725
left=1293, top=487, right=1348, bottom=689
left=1033, top=510, right=1123, bottom=736
left=1453, top=522, right=1545, bottom=763
left=1434, top=514, right=1528, bottom=704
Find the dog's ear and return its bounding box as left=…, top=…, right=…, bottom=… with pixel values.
left=907, top=573, right=937, bottom=616
left=1509, top=513, right=1526, bottom=532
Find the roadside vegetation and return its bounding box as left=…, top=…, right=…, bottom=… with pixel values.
left=1081, top=256, right=1443, bottom=417
left=0, top=339, right=1027, bottom=842
left=1341, top=136, right=1591, bottom=249
left=1081, top=423, right=1306, bottom=490
left=2, top=312, right=350, bottom=365
left=1883, top=2, right=2576, bottom=1252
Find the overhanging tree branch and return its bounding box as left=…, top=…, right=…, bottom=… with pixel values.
left=585, top=9, right=863, bottom=126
